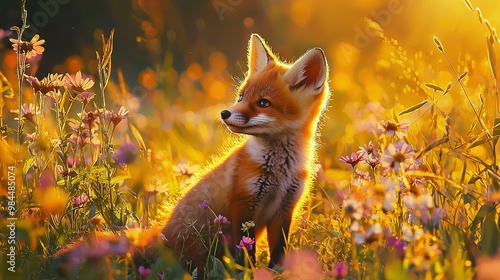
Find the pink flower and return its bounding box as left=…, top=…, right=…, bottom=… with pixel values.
left=9, top=34, right=45, bottom=59
left=214, top=215, right=231, bottom=225
left=10, top=103, right=40, bottom=125
left=71, top=194, right=89, bottom=207
left=378, top=119, right=410, bottom=139
left=236, top=236, right=255, bottom=251
left=138, top=266, right=151, bottom=277
left=331, top=262, right=348, bottom=278
left=358, top=141, right=379, bottom=157
left=75, top=91, right=95, bottom=104
left=339, top=152, right=364, bottom=168
left=355, top=169, right=370, bottom=181
left=381, top=141, right=414, bottom=172
left=105, top=106, right=130, bottom=126
left=65, top=71, right=94, bottom=95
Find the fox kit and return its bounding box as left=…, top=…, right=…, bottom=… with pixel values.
left=57, top=34, right=330, bottom=276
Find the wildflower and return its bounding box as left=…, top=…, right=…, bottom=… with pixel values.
left=402, top=224, right=424, bottom=242
left=65, top=71, right=94, bottom=95
left=114, top=142, right=138, bottom=167
left=173, top=162, right=200, bottom=176
left=75, top=91, right=95, bottom=104
left=339, top=152, right=364, bottom=168
left=46, top=90, right=62, bottom=103
left=9, top=34, right=45, bottom=59
left=431, top=208, right=446, bottom=227
left=355, top=169, right=370, bottom=181
left=241, top=221, right=255, bottom=232
left=25, top=74, right=64, bottom=95
left=410, top=242, right=441, bottom=270
left=138, top=266, right=151, bottom=277
left=71, top=194, right=89, bottom=207
left=11, top=103, right=40, bottom=125
left=358, top=141, right=379, bottom=157
left=387, top=236, right=407, bottom=259
left=214, top=215, right=231, bottom=225
left=198, top=200, right=209, bottom=209
left=381, top=141, right=414, bottom=172
left=236, top=236, right=255, bottom=251
left=364, top=154, right=381, bottom=169
left=330, top=262, right=348, bottom=278
left=365, top=223, right=382, bottom=243
left=105, top=106, right=130, bottom=127
left=378, top=119, right=410, bottom=138
left=342, top=198, right=363, bottom=220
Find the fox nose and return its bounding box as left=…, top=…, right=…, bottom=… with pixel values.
left=221, top=110, right=231, bottom=120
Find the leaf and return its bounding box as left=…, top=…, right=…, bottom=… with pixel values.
left=433, top=36, right=444, bottom=53
left=110, top=175, right=131, bottom=185
left=444, top=82, right=452, bottom=95
left=477, top=8, right=483, bottom=24
left=494, top=117, right=500, bottom=149
left=482, top=211, right=499, bottom=256
left=464, top=0, right=473, bottom=11
left=129, top=123, right=147, bottom=152
left=487, top=34, right=497, bottom=81
left=470, top=202, right=493, bottom=232
left=458, top=71, right=469, bottom=82
left=23, top=157, right=35, bottom=174
left=399, top=100, right=428, bottom=116
left=468, top=135, right=490, bottom=149
left=424, top=83, right=444, bottom=92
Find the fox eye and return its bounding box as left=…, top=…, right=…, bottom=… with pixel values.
left=257, top=99, right=271, bottom=108
left=237, top=95, right=243, bottom=102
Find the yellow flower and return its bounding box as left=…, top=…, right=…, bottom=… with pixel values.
left=9, top=34, right=45, bottom=59
left=64, top=71, right=95, bottom=94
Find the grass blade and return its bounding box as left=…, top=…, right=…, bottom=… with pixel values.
left=399, top=100, right=428, bottom=116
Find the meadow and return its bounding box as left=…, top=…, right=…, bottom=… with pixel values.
left=0, top=0, right=499, bottom=279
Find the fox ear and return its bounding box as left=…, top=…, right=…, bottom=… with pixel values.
left=248, top=34, right=275, bottom=74
left=285, top=48, right=327, bottom=95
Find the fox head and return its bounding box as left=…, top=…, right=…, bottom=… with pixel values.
left=221, top=34, right=330, bottom=137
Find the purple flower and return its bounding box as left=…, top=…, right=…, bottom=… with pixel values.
left=355, top=169, right=370, bottom=181
left=198, top=200, right=209, bottom=209
left=331, top=262, right=348, bottom=278
left=105, top=106, right=129, bottom=127
left=339, top=152, right=364, bottom=168
left=387, top=236, right=407, bottom=259
left=214, top=215, right=231, bottom=225
left=236, top=236, right=255, bottom=251
left=114, top=142, right=138, bottom=167
left=75, top=91, right=95, bottom=104
left=381, top=141, right=414, bottom=172
left=71, top=194, right=89, bottom=207
left=138, top=266, right=151, bottom=277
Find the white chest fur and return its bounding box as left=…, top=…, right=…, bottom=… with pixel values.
left=245, top=135, right=308, bottom=223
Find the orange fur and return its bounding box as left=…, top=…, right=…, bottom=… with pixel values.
left=55, top=34, right=330, bottom=278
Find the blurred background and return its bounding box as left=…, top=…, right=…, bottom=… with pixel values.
left=1, top=0, right=499, bottom=168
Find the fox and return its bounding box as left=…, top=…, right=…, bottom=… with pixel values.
left=55, top=34, right=330, bottom=278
